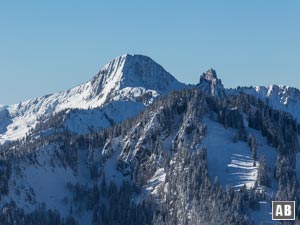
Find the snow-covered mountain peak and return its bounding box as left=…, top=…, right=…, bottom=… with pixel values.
left=197, top=68, right=226, bottom=98
left=0, top=54, right=187, bottom=143
left=91, top=54, right=185, bottom=97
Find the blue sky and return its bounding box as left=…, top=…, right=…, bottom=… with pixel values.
left=0, top=1, right=299, bottom=105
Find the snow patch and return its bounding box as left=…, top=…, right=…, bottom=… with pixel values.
left=145, top=168, right=166, bottom=196
left=203, top=117, right=277, bottom=189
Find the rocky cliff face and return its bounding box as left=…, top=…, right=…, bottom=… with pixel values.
left=197, top=68, right=226, bottom=99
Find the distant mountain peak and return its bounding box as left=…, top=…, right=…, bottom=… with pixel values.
left=197, top=68, right=226, bottom=98
left=0, top=54, right=187, bottom=143
left=91, top=54, right=186, bottom=99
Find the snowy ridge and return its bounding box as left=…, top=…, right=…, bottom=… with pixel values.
left=0, top=54, right=186, bottom=143
left=240, top=84, right=300, bottom=121
left=64, top=101, right=145, bottom=134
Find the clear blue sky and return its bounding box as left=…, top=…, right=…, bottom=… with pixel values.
left=0, top=1, right=299, bottom=105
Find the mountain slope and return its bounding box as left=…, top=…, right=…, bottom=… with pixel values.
left=0, top=54, right=186, bottom=143
left=0, top=56, right=299, bottom=225
left=2, top=86, right=299, bottom=224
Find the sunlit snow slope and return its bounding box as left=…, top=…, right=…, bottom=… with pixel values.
left=0, top=54, right=186, bottom=143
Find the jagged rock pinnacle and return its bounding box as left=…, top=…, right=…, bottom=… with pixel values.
left=198, top=68, right=226, bottom=98
left=201, top=69, right=218, bottom=82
